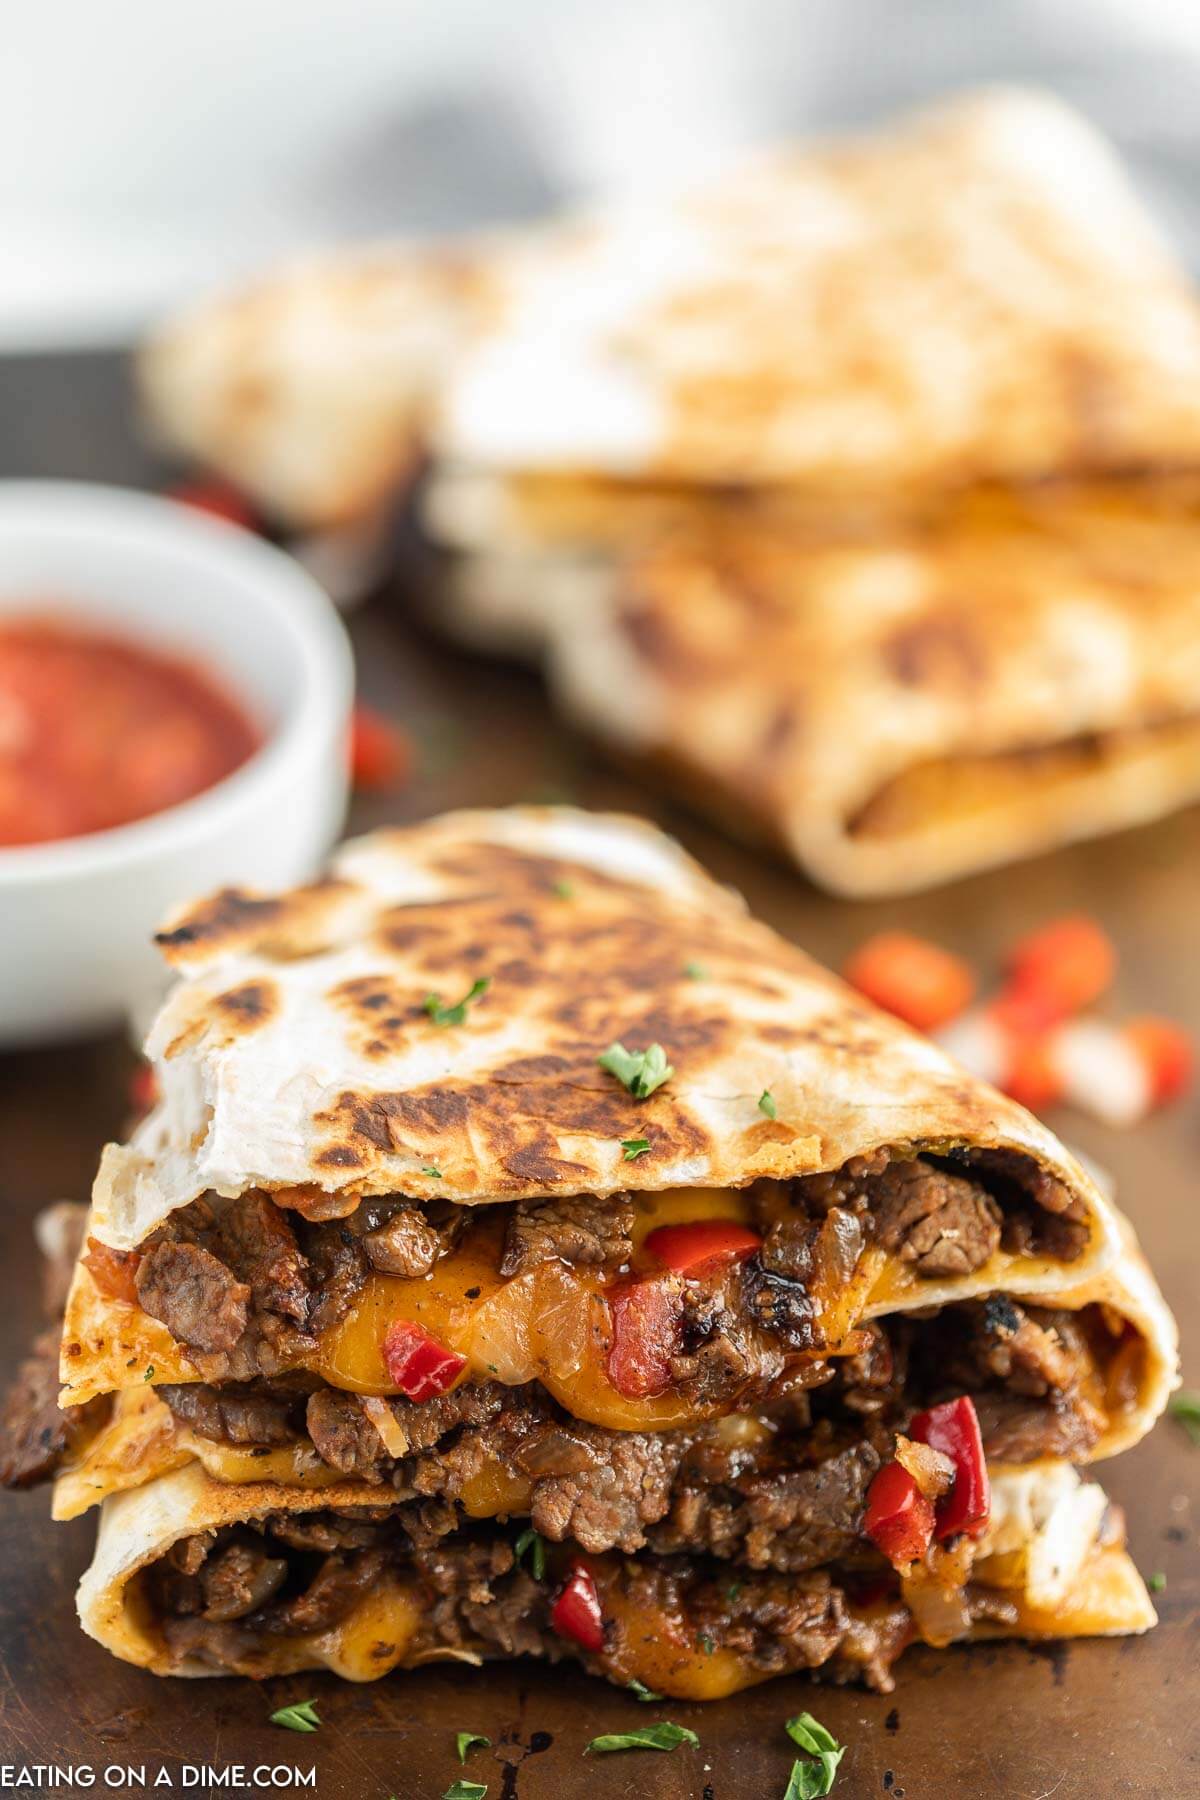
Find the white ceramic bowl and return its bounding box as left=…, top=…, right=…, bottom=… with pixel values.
left=0, top=481, right=354, bottom=1045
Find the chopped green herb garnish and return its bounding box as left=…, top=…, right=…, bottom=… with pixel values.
left=585, top=1723, right=699, bottom=1755
left=144, top=1366, right=155, bottom=1381
left=423, top=1166, right=443, bottom=1179
left=783, top=1712, right=844, bottom=1797
left=758, top=1089, right=777, bottom=1119
left=697, top=1633, right=715, bottom=1656
left=425, top=977, right=490, bottom=1028
left=514, top=1528, right=546, bottom=1581
left=455, top=1732, right=490, bottom=1764
left=726, top=1581, right=742, bottom=1602
left=1169, top=1390, right=1200, bottom=1444
left=683, top=961, right=707, bottom=981
left=270, top=1700, right=320, bottom=1733
left=621, top=1137, right=651, bottom=1161
left=552, top=879, right=575, bottom=899
left=598, top=1041, right=674, bottom=1099
left=1149, top=1571, right=1167, bottom=1593
left=627, top=1677, right=664, bottom=1702
left=443, top=1783, right=487, bottom=1800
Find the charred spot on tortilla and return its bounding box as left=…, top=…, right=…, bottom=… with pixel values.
left=210, top=981, right=278, bottom=1034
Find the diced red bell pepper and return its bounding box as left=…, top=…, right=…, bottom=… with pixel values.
left=128, top=1062, right=159, bottom=1119
left=83, top=1236, right=142, bottom=1307
left=998, top=1030, right=1063, bottom=1113
left=607, top=1278, right=681, bottom=1399
left=550, top=1562, right=606, bottom=1652
left=644, top=1219, right=761, bottom=1274
left=382, top=1320, right=466, bottom=1402
left=168, top=478, right=259, bottom=531
left=1001, top=916, right=1115, bottom=1030
left=909, top=1395, right=990, bottom=1540
left=1124, top=1016, right=1193, bottom=1107
left=863, top=1459, right=936, bottom=1569
left=349, top=703, right=412, bottom=792
left=843, top=931, right=975, bottom=1032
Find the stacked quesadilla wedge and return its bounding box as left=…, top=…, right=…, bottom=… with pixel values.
left=422, top=93, right=1200, bottom=891
left=40, top=809, right=1174, bottom=1695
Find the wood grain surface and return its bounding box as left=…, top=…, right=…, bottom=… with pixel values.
left=0, top=352, right=1196, bottom=1798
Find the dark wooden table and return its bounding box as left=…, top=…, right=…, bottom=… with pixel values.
left=0, top=352, right=1196, bottom=1798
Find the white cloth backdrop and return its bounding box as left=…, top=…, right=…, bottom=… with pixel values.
left=1, top=0, right=1197, bottom=348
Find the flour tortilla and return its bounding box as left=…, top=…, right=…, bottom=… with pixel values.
left=140, top=90, right=1200, bottom=533
left=435, top=89, right=1200, bottom=491
left=83, top=807, right=1119, bottom=1252
left=454, top=485, right=1200, bottom=895
left=59, top=808, right=1170, bottom=1424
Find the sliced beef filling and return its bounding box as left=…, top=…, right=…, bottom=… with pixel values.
left=159, top=1292, right=1113, bottom=1557
left=147, top=1519, right=916, bottom=1692
left=906, top=1296, right=1110, bottom=1463
left=501, top=1191, right=635, bottom=1277
left=111, top=1146, right=1088, bottom=1384
left=785, top=1148, right=1088, bottom=1278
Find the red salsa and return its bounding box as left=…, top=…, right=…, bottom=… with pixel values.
left=0, top=617, right=261, bottom=847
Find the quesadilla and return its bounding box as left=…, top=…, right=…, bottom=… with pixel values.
left=6, top=807, right=1168, bottom=1697
left=138, top=244, right=483, bottom=533
left=434, top=87, right=1200, bottom=492
left=470, top=482, right=1200, bottom=895
left=139, top=89, right=1200, bottom=535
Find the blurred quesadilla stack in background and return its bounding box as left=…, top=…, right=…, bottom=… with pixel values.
left=139, top=90, right=1200, bottom=893
left=1, top=809, right=1179, bottom=1691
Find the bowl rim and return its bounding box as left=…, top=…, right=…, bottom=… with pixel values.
left=0, top=479, right=354, bottom=888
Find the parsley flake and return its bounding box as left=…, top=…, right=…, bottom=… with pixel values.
left=598, top=1041, right=674, bottom=1099
left=443, top=1783, right=487, bottom=1800
left=270, top=1699, right=320, bottom=1733
left=423, top=1166, right=443, bottom=1179
left=585, top=1723, right=699, bottom=1755
left=1169, top=1390, right=1200, bottom=1444
left=514, top=1528, right=546, bottom=1581
left=726, top=1581, right=742, bottom=1602
left=621, top=1137, right=651, bottom=1161
left=758, top=1089, right=777, bottom=1119
left=1148, top=1571, right=1167, bottom=1593
left=552, top=879, right=575, bottom=899
left=455, top=1732, right=490, bottom=1764
left=697, top=1633, right=715, bottom=1656
left=783, top=1712, right=844, bottom=1797
left=425, top=977, right=490, bottom=1028
left=627, top=1677, right=664, bottom=1702
left=683, top=961, right=707, bottom=981
left=144, top=1366, right=155, bottom=1381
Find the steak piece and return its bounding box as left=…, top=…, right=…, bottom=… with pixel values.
left=306, top=1389, right=391, bottom=1478
left=261, top=1547, right=388, bottom=1634
left=302, top=1225, right=369, bottom=1338
left=160, top=1382, right=300, bottom=1447
left=214, top=1195, right=308, bottom=1323
left=651, top=1440, right=880, bottom=1571
left=531, top=1430, right=686, bottom=1553
left=362, top=1207, right=442, bottom=1278
left=136, top=1241, right=250, bottom=1353
left=0, top=1327, right=105, bottom=1487
left=870, top=1161, right=1001, bottom=1277
left=501, top=1191, right=634, bottom=1276
left=971, top=1392, right=1103, bottom=1463
left=201, top=1541, right=288, bottom=1621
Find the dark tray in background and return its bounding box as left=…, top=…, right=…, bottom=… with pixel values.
left=0, top=351, right=1196, bottom=1798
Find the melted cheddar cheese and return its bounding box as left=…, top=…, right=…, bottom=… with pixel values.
left=64, top=1181, right=1099, bottom=1437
